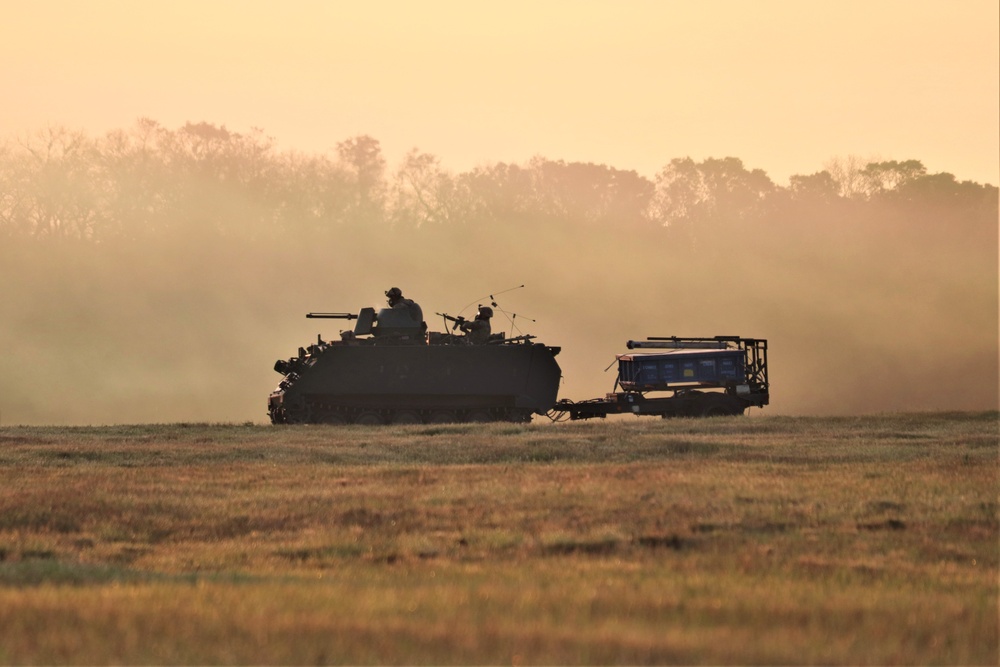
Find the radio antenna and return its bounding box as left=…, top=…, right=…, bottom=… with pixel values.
left=458, top=284, right=532, bottom=337
left=459, top=284, right=525, bottom=316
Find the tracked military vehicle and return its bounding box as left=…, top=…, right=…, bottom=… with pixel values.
left=268, top=301, right=562, bottom=425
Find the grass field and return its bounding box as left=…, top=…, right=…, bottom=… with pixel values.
left=0, top=412, right=996, bottom=665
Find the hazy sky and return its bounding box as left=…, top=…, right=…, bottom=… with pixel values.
left=2, top=0, right=998, bottom=185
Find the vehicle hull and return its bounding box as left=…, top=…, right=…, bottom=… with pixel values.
left=269, top=342, right=561, bottom=424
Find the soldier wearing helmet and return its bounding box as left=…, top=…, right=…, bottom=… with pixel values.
left=385, top=287, right=403, bottom=306
left=384, top=287, right=424, bottom=326
left=460, top=305, right=493, bottom=344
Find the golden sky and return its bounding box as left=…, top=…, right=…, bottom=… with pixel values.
left=2, top=0, right=997, bottom=185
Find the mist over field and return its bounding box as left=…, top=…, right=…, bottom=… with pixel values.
left=0, top=123, right=996, bottom=425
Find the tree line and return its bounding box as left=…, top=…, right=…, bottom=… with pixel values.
left=1, top=119, right=995, bottom=245
left=0, top=119, right=996, bottom=423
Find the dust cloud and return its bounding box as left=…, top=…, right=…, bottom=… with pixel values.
left=0, top=130, right=996, bottom=424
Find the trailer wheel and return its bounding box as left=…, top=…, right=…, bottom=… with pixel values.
left=702, top=403, right=729, bottom=417
left=700, top=394, right=746, bottom=417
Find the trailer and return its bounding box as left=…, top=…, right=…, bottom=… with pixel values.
left=550, top=336, right=769, bottom=420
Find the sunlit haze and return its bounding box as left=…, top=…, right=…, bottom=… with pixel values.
left=2, top=0, right=997, bottom=185
left=1, top=0, right=997, bottom=425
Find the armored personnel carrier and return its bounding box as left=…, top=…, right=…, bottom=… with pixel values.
left=268, top=299, right=562, bottom=425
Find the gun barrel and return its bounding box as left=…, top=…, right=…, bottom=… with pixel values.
left=306, top=312, right=358, bottom=320
left=627, top=340, right=729, bottom=349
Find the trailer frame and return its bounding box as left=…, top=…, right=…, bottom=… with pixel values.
left=550, top=336, right=769, bottom=420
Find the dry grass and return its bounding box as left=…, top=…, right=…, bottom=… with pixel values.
left=0, top=412, right=996, bottom=664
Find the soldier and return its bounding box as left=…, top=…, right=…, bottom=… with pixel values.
left=460, top=305, right=493, bottom=344
left=385, top=287, right=423, bottom=326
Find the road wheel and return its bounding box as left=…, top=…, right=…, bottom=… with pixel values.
left=355, top=411, right=385, bottom=426
left=428, top=410, right=457, bottom=424
left=391, top=410, right=422, bottom=425
left=284, top=406, right=311, bottom=424
left=465, top=409, right=492, bottom=423
left=321, top=413, right=347, bottom=425
left=505, top=409, right=532, bottom=423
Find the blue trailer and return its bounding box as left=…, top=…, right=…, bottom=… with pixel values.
left=550, top=336, right=769, bottom=419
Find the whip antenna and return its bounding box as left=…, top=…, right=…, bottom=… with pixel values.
left=460, top=284, right=525, bottom=316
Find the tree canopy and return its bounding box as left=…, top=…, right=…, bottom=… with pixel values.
left=3, top=119, right=994, bottom=244
left=0, top=120, right=995, bottom=423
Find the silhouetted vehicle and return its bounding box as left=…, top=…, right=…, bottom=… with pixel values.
left=268, top=306, right=562, bottom=425
left=550, top=336, right=769, bottom=420
left=269, top=297, right=769, bottom=425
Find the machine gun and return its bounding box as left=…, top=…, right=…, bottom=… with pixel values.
left=436, top=312, right=467, bottom=331
left=494, top=334, right=536, bottom=345
left=306, top=310, right=376, bottom=338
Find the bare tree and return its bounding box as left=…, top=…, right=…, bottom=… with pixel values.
left=336, top=135, right=387, bottom=228
left=389, top=149, right=455, bottom=228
